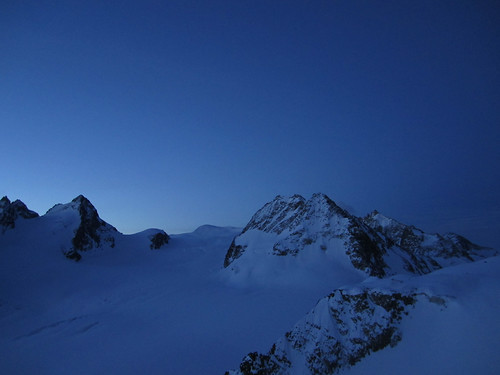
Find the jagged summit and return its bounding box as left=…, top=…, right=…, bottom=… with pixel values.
left=46, top=195, right=170, bottom=260
left=0, top=196, right=39, bottom=232
left=2, top=194, right=170, bottom=262
left=361, top=210, right=489, bottom=274
left=241, top=193, right=351, bottom=235
left=223, top=193, right=496, bottom=279
left=44, top=195, right=118, bottom=260
left=72, top=194, right=90, bottom=204
left=224, top=193, right=387, bottom=277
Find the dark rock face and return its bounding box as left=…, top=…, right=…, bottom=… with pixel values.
left=149, top=231, right=169, bottom=249
left=345, top=218, right=388, bottom=277
left=227, top=288, right=423, bottom=375
left=70, top=195, right=117, bottom=253
left=0, top=196, right=39, bottom=232
left=224, top=239, right=247, bottom=267
left=64, top=250, right=82, bottom=262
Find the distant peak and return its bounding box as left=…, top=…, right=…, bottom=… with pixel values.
left=72, top=195, right=91, bottom=204
left=308, top=193, right=351, bottom=217
left=310, top=192, right=333, bottom=205
left=272, top=194, right=305, bottom=201
left=0, top=196, right=38, bottom=230
left=311, top=192, right=328, bottom=199
left=0, top=195, right=10, bottom=207
left=365, top=210, right=381, bottom=218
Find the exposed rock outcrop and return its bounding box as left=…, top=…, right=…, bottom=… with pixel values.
left=226, top=288, right=446, bottom=375
left=149, top=231, right=169, bottom=249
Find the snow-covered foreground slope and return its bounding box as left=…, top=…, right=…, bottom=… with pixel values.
left=0, top=218, right=346, bottom=375
left=341, top=258, right=500, bottom=375
left=227, top=257, right=500, bottom=374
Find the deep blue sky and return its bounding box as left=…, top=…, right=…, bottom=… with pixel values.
left=2, top=1, right=499, bottom=245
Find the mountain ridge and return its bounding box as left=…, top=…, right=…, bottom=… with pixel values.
left=1, top=194, right=169, bottom=260
left=1, top=192, right=499, bottom=374
left=223, top=193, right=495, bottom=280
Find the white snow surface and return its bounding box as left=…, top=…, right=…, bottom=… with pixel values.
left=340, top=257, right=500, bottom=375
left=0, top=216, right=346, bottom=374
left=228, top=257, right=500, bottom=375
left=1, top=202, right=499, bottom=374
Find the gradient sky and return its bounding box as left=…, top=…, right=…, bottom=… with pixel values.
left=2, top=1, right=499, bottom=246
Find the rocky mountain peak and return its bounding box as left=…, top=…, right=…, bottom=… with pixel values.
left=241, top=193, right=351, bottom=237
left=224, top=193, right=496, bottom=278
left=71, top=194, right=91, bottom=205
left=363, top=210, right=410, bottom=233
left=70, top=195, right=117, bottom=256
left=241, top=194, right=306, bottom=235
left=308, top=193, right=350, bottom=217
left=71, top=195, right=102, bottom=226
left=0, top=196, right=10, bottom=210
left=44, top=195, right=118, bottom=260
left=0, top=196, right=39, bottom=232
left=224, top=193, right=387, bottom=276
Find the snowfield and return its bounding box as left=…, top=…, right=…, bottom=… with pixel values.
left=0, top=220, right=342, bottom=374
left=1, top=195, right=499, bottom=374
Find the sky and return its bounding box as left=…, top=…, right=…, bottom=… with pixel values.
left=2, top=0, right=499, bottom=246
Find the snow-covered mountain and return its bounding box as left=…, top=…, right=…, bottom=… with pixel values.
left=0, top=195, right=169, bottom=261
left=362, top=210, right=490, bottom=273
left=1, top=193, right=499, bottom=375
left=0, top=196, right=38, bottom=232
left=44, top=195, right=121, bottom=260
left=223, top=193, right=495, bottom=284
left=222, top=193, right=498, bottom=374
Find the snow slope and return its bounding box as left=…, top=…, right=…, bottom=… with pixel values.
left=0, top=198, right=347, bottom=374
left=342, top=258, right=500, bottom=375
left=1, top=194, right=499, bottom=375
left=227, top=257, right=500, bottom=374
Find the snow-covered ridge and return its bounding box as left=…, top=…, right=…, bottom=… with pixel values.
left=362, top=210, right=495, bottom=274
left=1, top=192, right=499, bottom=374
left=223, top=193, right=496, bottom=282
left=1, top=195, right=169, bottom=260
left=226, top=286, right=435, bottom=375
left=226, top=255, right=500, bottom=375
left=240, top=193, right=350, bottom=235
